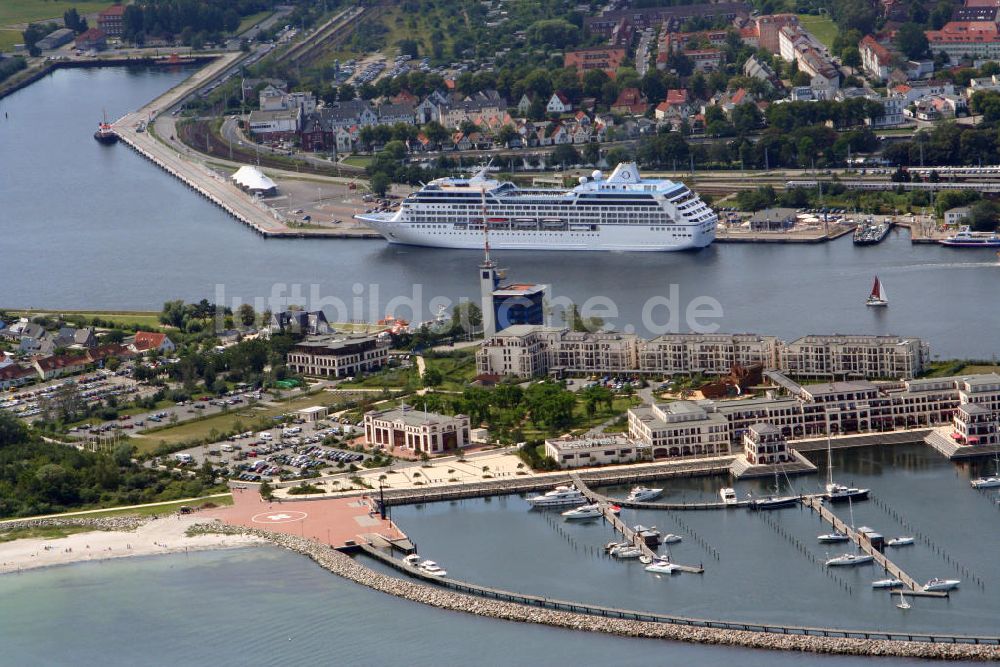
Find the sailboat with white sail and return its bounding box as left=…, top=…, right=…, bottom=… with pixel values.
left=866, top=275, right=888, bottom=307
left=970, top=452, right=1000, bottom=488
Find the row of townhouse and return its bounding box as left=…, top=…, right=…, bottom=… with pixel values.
left=624, top=372, right=1000, bottom=460
left=0, top=344, right=138, bottom=389
left=475, top=325, right=929, bottom=380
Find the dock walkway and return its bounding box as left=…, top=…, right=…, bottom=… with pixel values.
left=800, top=496, right=945, bottom=598
left=571, top=474, right=704, bottom=574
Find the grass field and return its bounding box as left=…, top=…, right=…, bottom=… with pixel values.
left=340, top=155, right=373, bottom=168
left=237, top=10, right=271, bottom=35
left=136, top=392, right=357, bottom=452
left=797, top=14, right=839, bottom=50
left=6, top=309, right=163, bottom=328
left=0, top=1, right=109, bottom=29
left=0, top=524, right=100, bottom=542
left=80, top=495, right=234, bottom=518
left=0, top=29, right=22, bottom=51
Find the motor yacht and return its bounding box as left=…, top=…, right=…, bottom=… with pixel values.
left=626, top=486, right=664, bottom=503
left=645, top=559, right=680, bottom=575
left=923, top=578, right=960, bottom=592
left=872, top=578, right=904, bottom=589
left=719, top=487, right=738, bottom=505
left=418, top=560, right=447, bottom=577
left=886, top=536, right=914, bottom=547
left=528, top=485, right=586, bottom=508
left=817, top=531, right=851, bottom=543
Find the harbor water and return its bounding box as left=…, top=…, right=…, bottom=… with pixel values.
left=390, top=444, right=1000, bottom=637
left=2, top=68, right=1000, bottom=358
left=0, top=543, right=953, bottom=666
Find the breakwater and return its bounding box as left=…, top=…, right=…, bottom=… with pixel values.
left=193, top=522, right=1000, bottom=659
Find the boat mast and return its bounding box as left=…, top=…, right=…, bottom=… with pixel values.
left=826, top=411, right=834, bottom=488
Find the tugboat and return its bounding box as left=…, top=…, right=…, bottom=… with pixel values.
left=93, top=111, right=118, bottom=145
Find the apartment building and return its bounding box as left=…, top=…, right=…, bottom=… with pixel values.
left=544, top=435, right=650, bottom=468
left=627, top=401, right=731, bottom=459
left=778, top=335, right=929, bottom=379
left=286, top=334, right=389, bottom=378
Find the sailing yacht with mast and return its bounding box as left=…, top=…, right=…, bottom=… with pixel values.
left=866, top=275, right=888, bottom=307
left=823, top=427, right=870, bottom=502
left=749, top=469, right=800, bottom=510
left=825, top=497, right=875, bottom=566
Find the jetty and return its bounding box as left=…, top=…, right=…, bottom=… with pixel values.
left=571, top=474, right=705, bottom=574
left=800, top=496, right=946, bottom=598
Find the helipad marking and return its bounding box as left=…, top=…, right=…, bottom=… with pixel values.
left=251, top=510, right=308, bottom=524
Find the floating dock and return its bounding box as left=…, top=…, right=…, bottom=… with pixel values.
left=800, top=496, right=947, bottom=598
left=571, top=474, right=704, bottom=574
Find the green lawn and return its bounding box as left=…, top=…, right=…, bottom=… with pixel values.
left=79, top=495, right=233, bottom=518
left=341, top=155, right=373, bottom=168
left=6, top=309, right=163, bottom=328
left=797, top=14, right=839, bottom=50
left=137, top=391, right=357, bottom=452
left=0, top=1, right=110, bottom=29
left=0, top=524, right=102, bottom=542
left=237, top=10, right=271, bottom=35
left=0, top=29, right=22, bottom=51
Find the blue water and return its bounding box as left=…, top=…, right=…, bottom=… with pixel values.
left=0, top=546, right=940, bottom=666
left=3, top=68, right=1000, bottom=357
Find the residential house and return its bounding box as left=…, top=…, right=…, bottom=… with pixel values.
left=33, top=354, right=91, bottom=381
left=0, top=364, right=35, bottom=390
left=130, top=331, right=176, bottom=354
left=247, top=108, right=300, bottom=141
left=546, top=92, right=572, bottom=114
left=564, top=47, right=626, bottom=77
left=610, top=87, right=649, bottom=115
left=654, top=89, right=690, bottom=122
left=684, top=48, right=723, bottom=73
left=926, top=21, right=1000, bottom=62
left=74, top=28, right=107, bottom=51
left=859, top=35, right=894, bottom=81
left=516, top=94, right=533, bottom=116
left=97, top=4, right=126, bottom=37
left=743, top=55, right=779, bottom=88
left=377, top=102, right=415, bottom=126
left=270, top=310, right=332, bottom=335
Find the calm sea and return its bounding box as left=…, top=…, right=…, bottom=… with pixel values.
left=2, top=67, right=1000, bottom=358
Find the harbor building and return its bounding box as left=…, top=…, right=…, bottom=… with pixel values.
left=638, top=333, right=778, bottom=375
left=743, top=423, right=791, bottom=465
left=476, top=326, right=929, bottom=380
left=286, top=334, right=389, bottom=378
left=951, top=403, right=998, bottom=446
left=777, top=335, right=928, bottom=380
left=364, top=406, right=470, bottom=454
left=479, top=246, right=547, bottom=338
left=544, top=435, right=649, bottom=468
left=627, top=401, right=731, bottom=459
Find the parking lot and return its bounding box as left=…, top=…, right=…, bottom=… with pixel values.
left=2, top=368, right=146, bottom=421
left=165, top=418, right=369, bottom=483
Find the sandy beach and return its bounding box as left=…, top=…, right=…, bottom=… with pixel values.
left=0, top=516, right=264, bottom=575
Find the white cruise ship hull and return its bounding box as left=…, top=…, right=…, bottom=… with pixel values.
left=356, top=215, right=715, bottom=252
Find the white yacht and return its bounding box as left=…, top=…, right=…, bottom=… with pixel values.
left=825, top=553, right=875, bottom=567
left=418, top=560, right=447, bottom=577
left=971, top=453, right=1000, bottom=488
left=403, top=553, right=421, bottom=566
left=528, top=485, right=586, bottom=508
left=886, top=536, right=914, bottom=547
left=817, top=531, right=851, bottom=543
left=562, top=503, right=619, bottom=520
left=719, top=487, right=738, bottom=505
left=610, top=544, right=643, bottom=559
left=645, top=559, right=680, bottom=575
left=872, top=578, right=904, bottom=589
left=625, top=486, right=663, bottom=502
left=660, top=533, right=683, bottom=544
left=923, top=578, right=960, bottom=592
left=355, top=162, right=717, bottom=252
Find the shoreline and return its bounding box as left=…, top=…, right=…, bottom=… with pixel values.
left=5, top=518, right=999, bottom=658
left=0, top=516, right=263, bottom=576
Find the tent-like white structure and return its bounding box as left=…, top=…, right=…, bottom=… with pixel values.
left=231, top=165, right=277, bottom=195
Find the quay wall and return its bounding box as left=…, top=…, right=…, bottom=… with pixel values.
left=193, top=522, right=1000, bottom=659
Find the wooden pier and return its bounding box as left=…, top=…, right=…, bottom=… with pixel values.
left=800, top=496, right=947, bottom=598
left=571, top=474, right=704, bottom=574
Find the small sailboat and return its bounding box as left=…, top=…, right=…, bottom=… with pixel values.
left=896, top=591, right=911, bottom=610
left=866, top=275, right=888, bottom=307
left=971, top=452, right=1000, bottom=489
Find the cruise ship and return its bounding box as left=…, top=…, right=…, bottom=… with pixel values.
left=354, top=162, right=717, bottom=251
